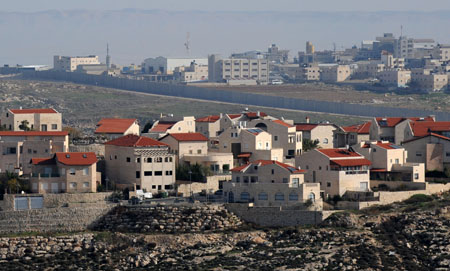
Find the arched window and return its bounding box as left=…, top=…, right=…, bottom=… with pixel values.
left=240, top=192, right=250, bottom=202
left=323, top=138, right=329, bottom=144
left=274, top=193, right=285, bottom=201
left=308, top=192, right=315, bottom=202
left=258, top=192, right=268, bottom=200
left=289, top=193, right=298, bottom=201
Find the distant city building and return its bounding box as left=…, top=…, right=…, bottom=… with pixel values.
left=53, top=55, right=100, bottom=72
left=320, top=64, right=351, bottom=82
left=142, top=57, right=208, bottom=75
left=411, top=68, right=448, bottom=92
left=174, top=61, right=208, bottom=83
left=306, top=41, right=315, bottom=54
left=378, top=69, right=411, bottom=88
left=208, top=54, right=269, bottom=84
left=267, top=44, right=289, bottom=64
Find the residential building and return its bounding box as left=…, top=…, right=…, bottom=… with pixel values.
left=159, top=133, right=209, bottom=163
left=208, top=54, right=269, bottom=84
left=381, top=51, right=405, bottom=69
left=353, top=61, right=384, bottom=79
left=146, top=116, right=195, bottom=139
left=223, top=160, right=321, bottom=207
left=104, top=135, right=175, bottom=192
left=142, top=57, right=208, bottom=75
left=267, top=44, right=289, bottom=64
left=53, top=55, right=100, bottom=72
left=333, top=122, right=371, bottom=148
left=405, top=121, right=450, bottom=141
left=295, top=119, right=338, bottom=149
left=296, top=64, right=320, bottom=81
left=297, top=148, right=371, bottom=198
left=1, top=108, right=62, bottom=132
left=320, top=65, right=351, bottom=82
left=0, top=131, right=69, bottom=175
left=353, top=141, right=425, bottom=182
left=432, top=44, right=450, bottom=62
left=75, top=64, right=108, bottom=75
left=378, top=69, right=411, bottom=88
left=30, top=152, right=98, bottom=194
left=395, top=36, right=435, bottom=59
left=195, top=115, right=221, bottom=138
left=95, top=118, right=140, bottom=140
left=411, top=68, right=448, bottom=92
left=174, top=61, right=208, bottom=83
left=369, top=116, right=435, bottom=144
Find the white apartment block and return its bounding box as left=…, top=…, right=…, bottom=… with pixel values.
left=53, top=55, right=100, bottom=72
left=320, top=65, right=351, bottom=82
left=208, top=54, right=269, bottom=84
left=142, top=57, right=208, bottom=75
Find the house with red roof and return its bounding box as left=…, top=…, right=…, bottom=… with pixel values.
left=248, top=118, right=302, bottom=160
left=105, top=135, right=175, bottom=193
left=104, top=134, right=175, bottom=192
left=296, top=148, right=371, bottom=198
left=95, top=118, right=139, bottom=140
left=295, top=118, right=338, bottom=149
left=146, top=116, right=195, bottom=139
left=402, top=133, right=450, bottom=172
left=369, top=116, right=435, bottom=144
left=30, top=152, right=98, bottom=193
left=0, top=131, right=69, bottom=175
left=223, top=160, right=321, bottom=207
left=354, top=141, right=425, bottom=182
left=1, top=108, right=62, bottom=132
left=195, top=114, right=222, bottom=138
left=333, top=122, right=371, bottom=148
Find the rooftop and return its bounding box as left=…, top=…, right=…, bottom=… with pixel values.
left=32, top=152, right=97, bottom=166
left=273, top=119, right=294, bottom=128
left=163, top=133, right=208, bottom=142
left=95, top=118, right=137, bottom=134
left=410, top=121, right=450, bottom=137
left=231, top=160, right=306, bottom=174
left=342, top=122, right=371, bottom=134
left=196, top=115, right=220, bottom=123
left=9, top=108, right=58, bottom=114
left=375, top=117, right=434, bottom=127
left=105, top=134, right=168, bottom=147
left=317, top=148, right=363, bottom=159
left=0, top=131, right=68, bottom=137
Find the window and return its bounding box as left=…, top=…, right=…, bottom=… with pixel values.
left=156, top=157, right=162, bottom=163
left=319, top=166, right=322, bottom=170
left=258, top=192, right=268, bottom=200
left=236, top=176, right=240, bottom=183
left=323, top=138, right=328, bottom=144
left=373, top=148, right=377, bottom=152
left=282, top=178, right=288, bottom=183
left=189, top=150, right=193, bottom=154
left=164, top=157, right=169, bottom=162
left=137, top=158, right=141, bottom=163
left=152, top=185, right=156, bottom=189
left=165, top=171, right=173, bottom=176
left=115, top=155, right=117, bottom=160
left=197, top=149, right=202, bottom=154
left=292, top=178, right=299, bottom=188
left=154, top=171, right=163, bottom=176
left=165, top=185, right=173, bottom=190
left=69, top=182, right=77, bottom=189
left=83, top=182, right=89, bottom=188
left=327, top=182, right=331, bottom=187
left=69, top=168, right=76, bottom=175
left=289, top=193, right=299, bottom=201
left=274, top=136, right=278, bottom=141
left=416, top=151, right=422, bottom=157
left=243, top=176, right=249, bottom=183
left=274, top=193, right=285, bottom=201
left=308, top=192, right=315, bottom=201
left=250, top=176, right=258, bottom=183
left=240, top=192, right=250, bottom=202
left=395, top=159, right=399, bottom=164
left=82, top=168, right=89, bottom=175
left=271, top=169, right=274, bottom=175
left=447, top=152, right=450, bottom=157
left=414, top=173, right=419, bottom=180
left=52, top=124, right=57, bottom=130
left=136, top=171, right=140, bottom=178
left=144, top=171, right=152, bottom=176
left=28, top=149, right=32, bottom=154
left=41, top=124, right=47, bottom=131
left=146, top=158, right=152, bottom=163
left=126, top=157, right=131, bottom=162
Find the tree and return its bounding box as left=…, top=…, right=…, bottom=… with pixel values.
left=63, top=126, right=82, bottom=140
left=19, top=120, right=31, bottom=131
left=176, top=163, right=211, bottom=182
left=302, top=139, right=320, bottom=152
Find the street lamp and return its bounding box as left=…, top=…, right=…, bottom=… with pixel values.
left=188, top=170, right=192, bottom=199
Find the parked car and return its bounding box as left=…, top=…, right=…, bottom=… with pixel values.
left=136, top=190, right=153, bottom=200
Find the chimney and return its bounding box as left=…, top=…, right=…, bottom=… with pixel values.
left=257, top=111, right=260, bottom=117
left=220, top=113, right=223, bottom=118
left=305, top=116, right=310, bottom=123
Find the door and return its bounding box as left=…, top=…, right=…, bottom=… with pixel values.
left=228, top=192, right=234, bottom=203
left=360, top=182, right=368, bottom=191
left=14, top=197, right=28, bottom=210
left=51, top=183, right=58, bottom=193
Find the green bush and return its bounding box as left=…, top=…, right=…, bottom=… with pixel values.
left=404, top=194, right=433, bottom=204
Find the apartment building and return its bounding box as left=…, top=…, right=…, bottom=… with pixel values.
left=411, top=69, right=448, bottom=92
left=432, top=44, right=450, bottom=62
left=296, top=65, right=320, bottom=81
left=353, top=61, right=385, bottom=79
left=295, top=120, right=338, bottom=149
left=248, top=119, right=302, bottom=159
left=208, top=54, right=269, bottom=84
left=223, top=160, right=321, bottom=207
left=146, top=116, right=195, bottom=139
left=402, top=133, right=450, bottom=172
left=333, top=122, right=371, bottom=148
left=53, top=55, right=100, bottom=72
left=95, top=118, right=140, bottom=140
left=267, top=44, right=289, bottom=64
left=0, top=131, right=69, bottom=175
left=30, top=152, right=98, bottom=194
left=104, top=135, right=176, bottom=192
left=394, top=36, right=435, bottom=59
left=353, top=141, right=424, bottom=182
left=297, top=148, right=371, bottom=198
left=369, top=116, right=435, bottom=144
left=159, top=133, right=209, bottom=163
left=378, top=69, right=411, bottom=88
left=174, top=62, right=208, bottom=83
left=142, top=57, right=208, bottom=75
left=320, top=65, right=351, bottom=82
left=1, top=108, right=62, bottom=132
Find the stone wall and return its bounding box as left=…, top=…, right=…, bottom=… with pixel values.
left=370, top=180, right=426, bottom=191
left=225, top=203, right=333, bottom=227
left=176, top=175, right=231, bottom=196
left=0, top=204, right=115, bottom=234
left=92, top=204, right=243, bottom=234
left=70, top=143, right=105, bottom=157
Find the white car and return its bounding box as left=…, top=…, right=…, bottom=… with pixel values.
left=136, top=190, right=153, bottom=199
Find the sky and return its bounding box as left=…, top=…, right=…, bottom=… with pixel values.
left=2, top=0, right=450, bottom=12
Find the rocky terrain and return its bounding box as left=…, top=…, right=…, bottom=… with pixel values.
left=0, top=193, right=449, bottom=270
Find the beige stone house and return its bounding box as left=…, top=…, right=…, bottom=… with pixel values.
left=146, top=116, right=195, bottom=139
left=223, top=160, right=321, bottom=207
left=369, top=116, right=435, bottom=144
left=95, top=118, right=140, bottom=140
left=403, top=121, right=450, bottom=142
left=402, top=133, right=450, bottom=172
left=30, top=152, right=98, bottom=193
left=296, top=148, right=371, bottom=198
left=195, top=115, right=221, bottom=138
left=320, top=65, right=351, bottom=82
left=353, top=141, right=425, bottom=182
left=159, top=133, right=209, bottom=164
left=0, top=131, right=69, bottom=175
left=1, top=108, right=62, bottom=132
left=104, top=135, right=176, bottom=192
left=295, top=120, right=338, bottom=149
left=333, top=122, right=371, bottom=148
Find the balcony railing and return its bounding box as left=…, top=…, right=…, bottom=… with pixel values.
left=31, top=173, right=61, bottom=178
left=345, top=170, right=368, bottom=175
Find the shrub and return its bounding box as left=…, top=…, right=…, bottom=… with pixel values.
left=404, top=194, right=433, bottom=204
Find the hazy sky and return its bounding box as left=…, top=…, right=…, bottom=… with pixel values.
left=3, top=0, right=450, bottom=12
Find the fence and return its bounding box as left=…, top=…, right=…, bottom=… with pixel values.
left=21, top=71, right=450, bottom=121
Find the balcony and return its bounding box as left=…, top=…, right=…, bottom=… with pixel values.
left=31, top=173, right=61, bottom=178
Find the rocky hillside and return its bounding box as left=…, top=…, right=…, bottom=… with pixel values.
left=1, top=193, right=450, bottom=270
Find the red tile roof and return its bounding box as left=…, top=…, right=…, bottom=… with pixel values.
left=273, top=120, right=294, bottom=128
left=0, top=131, right=68, bottom=136
left=375, top=117, right=434, bottom=127
left=231, top=160, right=306, bottom=174
left=295, top=123, right=318, bottom=131
left=105, top=134, right=168, bottom=147
left=402, top=133, right=450, bottom=144
left=317, top=148, right=363, bottom=158
left=95, top=118, right=137, bottom=134
left=31, top=157, right=55, bottom=165
left=410, top=121, right=450, bottom=137
left=55, top=152, right=97, bottom=166
left=330, top=158, right=371, bottom=167
left=149, top=122, right=175, bottom=133
left=342, top=122, right=371, bottom=134
left=165, top=133, right=208, bottom=142
left=227, top=114, right=242, bottom=119
left=371, top=168, right=388, bottom=172
left=196, top=115, right=220, bottom=123
left=10, top=108, right=57, bottom=114
left=245, top=112, right=267, bottom=118
left=237, top=153, right=252, bottom=158
left=362, top=141, right=398, bottom=150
